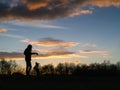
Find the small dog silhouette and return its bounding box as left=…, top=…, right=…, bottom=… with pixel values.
left=33, top=62, right=40, bottom=76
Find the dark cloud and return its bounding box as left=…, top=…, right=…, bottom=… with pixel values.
left=0, top=49, right=80, bottom=60
left=37, top=49, right=79, bottom=59
left=36, top=48, right=77, bottom=57
left=0, top=52, right=24, bottom=59
left=0, top=0, right=119, bottom=21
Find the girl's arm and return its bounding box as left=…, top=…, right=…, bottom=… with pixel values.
left=31, top=52, right=38, bottom=55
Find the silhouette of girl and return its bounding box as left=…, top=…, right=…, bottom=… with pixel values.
left=24, top=44, right=38, bottom=76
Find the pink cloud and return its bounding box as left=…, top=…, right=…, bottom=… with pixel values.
left=0, top=28, right=7, bottom=33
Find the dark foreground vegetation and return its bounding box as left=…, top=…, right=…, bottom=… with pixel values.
left=1, top=75, right=120, bottom=90
left=0, top=59, right=120, bottom=90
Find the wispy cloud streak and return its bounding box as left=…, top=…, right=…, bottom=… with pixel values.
left=80, top=50, right=107, bottom=54
left=0, top=33, right=24, bottom=39
left=10, top=21, right=67, bottom=29
left=80, top=49, right=111, bottom=58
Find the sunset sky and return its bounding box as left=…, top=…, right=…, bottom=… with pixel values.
left=0, top=0, right=120, bottom=67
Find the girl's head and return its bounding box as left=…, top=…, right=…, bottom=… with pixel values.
left=27, top=44, right=32, bottom=49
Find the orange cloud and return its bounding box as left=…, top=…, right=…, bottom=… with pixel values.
left=90, top=0, right=120, bottom=8
left=36, top=53, right=81, bottom=59
left=22, top=0, right=120, bottom=10
left=26, top=1, right=48, bottom=10
left=69, top=9, right=93, bottom=17
left=0, top=28, right=7, bottom=33
left=22, top=0, right=70, bottom=10
left=21, top=38, right=79, bottom=48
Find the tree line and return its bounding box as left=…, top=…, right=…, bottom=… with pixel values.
left=0, top=59, right=120, bottom=76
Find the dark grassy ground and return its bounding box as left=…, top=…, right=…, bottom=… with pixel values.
left=0, top=75, right=120, bottom=90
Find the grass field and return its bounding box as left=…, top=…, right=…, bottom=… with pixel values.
left=0, top=75, right=120, bottom=90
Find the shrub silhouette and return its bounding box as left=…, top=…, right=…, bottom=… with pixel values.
left=41, top=64, right=54, bottom=75
left=0, top=59, right=17, bottom=75
left=56, top=63, right=65, bottom=75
